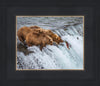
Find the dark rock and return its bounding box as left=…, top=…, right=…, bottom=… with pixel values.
left=17, top=43, right=34, bottom=55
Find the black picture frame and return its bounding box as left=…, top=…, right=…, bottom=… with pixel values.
left=0, top=0, right=99, bottom=86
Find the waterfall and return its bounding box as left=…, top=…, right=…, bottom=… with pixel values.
left=17, top=24, right=83, bottom=70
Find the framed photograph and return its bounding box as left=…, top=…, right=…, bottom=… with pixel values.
left=16, top=16, right=84, bottom=70
left=1, top=0, right=99, bottom=86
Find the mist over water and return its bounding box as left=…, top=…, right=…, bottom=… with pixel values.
left=17, top=17, right=84, bottom=70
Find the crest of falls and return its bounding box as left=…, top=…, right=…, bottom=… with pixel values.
left=17, top=24, right=84, bottom=70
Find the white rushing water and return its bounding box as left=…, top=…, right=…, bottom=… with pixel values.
left=17, top=17, right=84, bottom=70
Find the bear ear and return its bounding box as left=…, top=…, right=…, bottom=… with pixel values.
left=48, top=30, right=52, bottom=32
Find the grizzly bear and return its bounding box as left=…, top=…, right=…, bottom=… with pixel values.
left=29, top=26, right=63, bottom=44
left=26, top=31, right=53, bottom=50
left=31, top=28, right=64, bottom=44
left=17, top=26, right=64, bottom=50
left=17, top=26, right=42, bottom=44
left=17, top=26, right=32, bottom=44
left=45, top=30, right=63, bottom=44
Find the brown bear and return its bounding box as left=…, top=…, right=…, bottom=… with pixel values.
left=17, top=26, right=42, bottom=44
left=26, top=31, right=53, bottom=50
left=17, top=26, right=64, bottom=50
left=31, top=28, right=64, bottom=44
left=17, top=26, right=32, bottom=44
left=45, top=30, right=64, bottom=44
